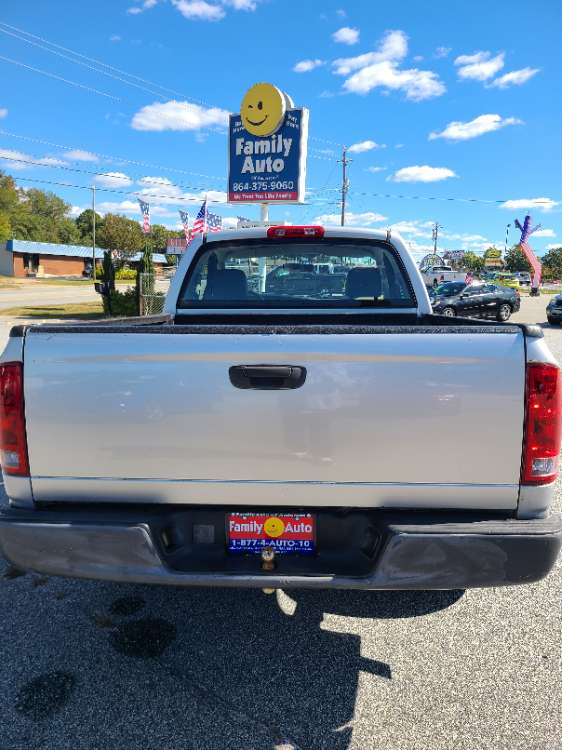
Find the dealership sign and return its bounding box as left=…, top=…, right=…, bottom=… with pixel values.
left=228, top=83, right=309, bottom=204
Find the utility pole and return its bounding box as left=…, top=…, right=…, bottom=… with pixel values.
left=339, top=146, right=351, bottom=226
left=91, top=185, right=96, bottom=282
left=432, top=221, right=443, bottom=255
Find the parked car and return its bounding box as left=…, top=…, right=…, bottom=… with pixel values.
left=546, top=294, right=562, bottom=325
left=0, top=226, right=560, bottom=591
left=431, top=281, right=520, bottom=321
left=493, top=272, right=520, bottom=290
left=421, top=264, right=466, bottom=287
left=514, top=271, right=531, bottom=286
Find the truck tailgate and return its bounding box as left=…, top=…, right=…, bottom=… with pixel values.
left=24, top=328, right=525, bottom=510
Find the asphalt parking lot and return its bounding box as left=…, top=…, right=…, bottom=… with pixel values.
left=0, top=294, right=560, bottom=750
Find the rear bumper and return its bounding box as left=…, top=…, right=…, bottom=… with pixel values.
left=0, top=506, right=560, bottom=590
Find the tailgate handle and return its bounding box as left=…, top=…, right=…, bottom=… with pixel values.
left=229, top=365, right=306, bottom=390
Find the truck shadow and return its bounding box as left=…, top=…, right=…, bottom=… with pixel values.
left=115, top=586, right=464, bottom=749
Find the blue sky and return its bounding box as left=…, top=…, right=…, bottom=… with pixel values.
left=1, top=0, right=561, bottom=261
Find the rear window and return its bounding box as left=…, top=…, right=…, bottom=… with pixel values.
left=178, top=238, right=416, bottom=309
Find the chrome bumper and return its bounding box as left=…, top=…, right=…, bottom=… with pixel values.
left=0, top=507, right=560, bottom=590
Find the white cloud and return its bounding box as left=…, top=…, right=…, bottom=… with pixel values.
left=344, top=61, right=445, bottom=100
left=94, top=171, right=133, bottom=187
left=454, top=51, right=505, bottom=81
left=0, top=108, right=8, bottom=118
left=67, top=206, right=84, bottom=218
left=366, top=166, right=387, bottom=173
left=389, top=220, right=434, bottom=238
left=434, top=46, right=451, bottom=58
left=348, top=139, right=381, bottom=153
left=489, top=67, right=540, bottom=89
left=205, top=190, right=227, bottom=203
left=0, top=149, right=66, bottom=169
left=333, top=30, right=407, bottom=75
left=128, top=0, right=159, bottom=11
left=223, top=0, right=258, bottom=9
left=533, top=228, right=555, bottom=238
left=336, top=8, right=346, bottom=17
left=429, top=114, right=523, bottom=141
left=110, top=35, right=122, bottom=42
left=131, top=100, right=230, bottom=131
left=63, top=149, right=99, bottom=162
left=36, top=156, right=66, bottom=167
left=97, top=200, right=140, bottom=214
left=390, top=165, right=457, bottom=183
left=293, top=59, right=325, bottom=73
left=413, top=55, right=424, bottom=63
left=313, top=211, right=387, bottom=226
left=332, top=26, right=359, bottom=45
left=171, top=0, right=225, bottom=20
left=500, top=197, right=559, bottom=212
left=0, top=149, right=34, bottom=170
left=222, top=216, right=240, bottom=228
left=546, top=244, right=562, bottom=250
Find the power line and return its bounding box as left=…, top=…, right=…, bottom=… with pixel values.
left=0, top=21, right=220, bottom=109
left=0, top=129, right=226, bottom=182
left=9, top=174, right=330, bottom=208
left=0, top=150, right=342, bottom=199
left=0, top=54, right=123, bottom=100
left=0, top=25, right=171, bottom=102
left=346, top=190, right=558, bottom=206
left=10, top=174, right=230, bottom=205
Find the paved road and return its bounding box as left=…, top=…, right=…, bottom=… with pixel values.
left=0, top=296, right=560, bottom=750
left=0, top=284, right=100, bottom=310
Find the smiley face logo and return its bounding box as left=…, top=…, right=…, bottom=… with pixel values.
left=263, top=516, right=285, bottom=538
left=240, top=83, right=287, bottom=137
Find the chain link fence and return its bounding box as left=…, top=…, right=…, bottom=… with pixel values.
left=139, top=267, right=175, bottom=315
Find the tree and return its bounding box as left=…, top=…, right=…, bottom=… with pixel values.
left=57, top=218, right=81, bottom=245
left=147, top=224, right=169, bottom=253
left=541, top=247, right=562, bottom=281
left=0, top=211, right=11, bottom=242
left=98, top=213, right=143, bottom=262
left=462, top=251, right=485, bottom=274
left=76, top=209, right=103, bottom=246
left=504, top=245, right=532, bottom=273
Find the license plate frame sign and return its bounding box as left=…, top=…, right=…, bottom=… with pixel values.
left=227, top=512, right=315, bottom=555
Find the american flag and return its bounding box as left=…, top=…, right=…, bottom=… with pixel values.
left=138, top=199, right=150, bottom=234
left=189, top=200, right=208, bottom=243
left=179, top=210, right=190, bottom=242
left=207, top=212, right=222, bottom=232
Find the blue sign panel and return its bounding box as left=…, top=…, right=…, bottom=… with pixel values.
left=228, top=108, right=308, bottom=204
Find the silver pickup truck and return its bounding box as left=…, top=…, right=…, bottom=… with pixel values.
left=1, top=225, right=561, bottom=590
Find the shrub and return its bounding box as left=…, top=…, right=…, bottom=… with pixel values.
left=102, top=287, right=138, bottom=317
left=115, top=268, right=137, bottom=280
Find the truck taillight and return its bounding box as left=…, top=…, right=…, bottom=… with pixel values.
left=0, top=362, right=29, bottom=476
left=522, top=362, right=561, bottom=485
left=266, top=225, right=324, bottom=238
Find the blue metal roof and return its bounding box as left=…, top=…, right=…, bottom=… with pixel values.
left=7, top=239, right=104, bottom=259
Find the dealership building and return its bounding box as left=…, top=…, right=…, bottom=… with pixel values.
left=0, top=239, right=169, bottom=278
left=0, top=239, right=103, bottom=278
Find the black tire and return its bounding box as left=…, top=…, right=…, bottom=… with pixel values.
left=442, top=306, right=456, bottom=317
left=548, top=317, right=560, bottom=326
left=496, top=303, right=512, bottom=322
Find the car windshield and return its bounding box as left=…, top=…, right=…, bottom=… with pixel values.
left=178, top=238, right=416, bottom=308
left=434, top=282, right=465, bottom=297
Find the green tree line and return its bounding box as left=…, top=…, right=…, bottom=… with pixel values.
left=0, top=171, right=184, bottom=260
